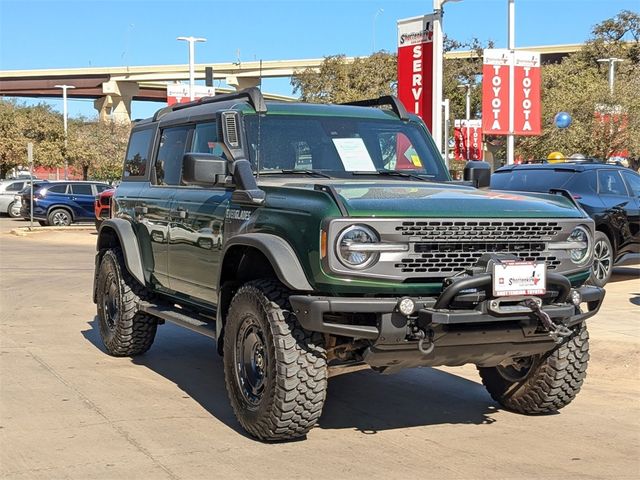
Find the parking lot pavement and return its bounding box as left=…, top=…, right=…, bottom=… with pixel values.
left=1, top=216, right=639, bottom=480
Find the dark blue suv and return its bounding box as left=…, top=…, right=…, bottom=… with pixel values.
left=21, top=181, right=111, bottom=226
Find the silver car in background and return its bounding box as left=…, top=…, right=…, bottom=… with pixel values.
left=0, top=179, right=45, bottom=218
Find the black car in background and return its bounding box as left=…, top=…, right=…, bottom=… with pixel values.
left=491, top=162, right=640, bottom=286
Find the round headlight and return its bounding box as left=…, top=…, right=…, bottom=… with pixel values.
left=336, top=225, right=379, bottom=269
left=568, top=226, right=591, bottom=264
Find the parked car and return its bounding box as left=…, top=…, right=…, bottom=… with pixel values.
left=94, top=188, right=115, bottom=229
left=0, top=179, right=47, bottom=218
left=491, top=161, right=640, bottom=286
left=21, top=181, right=111, bottom=226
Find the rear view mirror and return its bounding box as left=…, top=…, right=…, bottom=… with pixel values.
left=182, top=153, right=228, bottom=185
left=463, top=161, right=491, bottom=188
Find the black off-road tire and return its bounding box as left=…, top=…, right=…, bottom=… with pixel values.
left=478, top=323, right=589, bottom=414
left=223, top=279, right=328, bottom=441
left=96, top=248, right=157, bottom=356
left=588, top=231, right=613, bottom=287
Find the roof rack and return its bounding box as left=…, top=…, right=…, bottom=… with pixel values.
left=342, top=95, right=409, bottom=121
left=153, top=87, right=267, bottom=121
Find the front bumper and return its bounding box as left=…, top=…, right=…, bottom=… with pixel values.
left=289, top=275, right=605, bottom=371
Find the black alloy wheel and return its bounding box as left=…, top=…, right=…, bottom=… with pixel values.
left=234, top=316, right=269, bottom=407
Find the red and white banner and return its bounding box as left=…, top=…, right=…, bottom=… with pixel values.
left=482, top=49, right=510, bottom=135
left=454, top=119, right=483, bottom=160
left=167, top=84, right=216, bottom=106
left=397, top=14, right=435, bottom=132
left=513, top=51, right=541, bottom=135
left=482, top=49, right=541, bottom=136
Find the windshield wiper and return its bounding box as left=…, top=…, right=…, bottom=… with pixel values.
left=350, top=170, right=433, bottom=182
left=259, top=169, right=333, bottom=179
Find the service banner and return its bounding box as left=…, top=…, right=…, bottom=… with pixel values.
left=397, top=14, right=435, bottom=131
left=482, top=49, right=511, bottom=135
left=167, top=84, right=216, bottom=105
left=454, top=119, right=483, bottom=160
left=513, top=51, right=541, bottom=135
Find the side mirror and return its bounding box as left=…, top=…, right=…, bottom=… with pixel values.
left=463, top=161, right=491, bottom=188
left=182, top=153, right=228, bottom=185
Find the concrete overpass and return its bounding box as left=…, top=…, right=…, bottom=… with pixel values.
left=0, top=44, right=584, bottom=123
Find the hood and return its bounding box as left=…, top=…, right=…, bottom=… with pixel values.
left=260, top=179, right=583, bottom=218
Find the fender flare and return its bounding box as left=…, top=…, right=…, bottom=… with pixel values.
left=221, top=233, right=313, bottom=291
left=96, top=218, right=146, bottom=286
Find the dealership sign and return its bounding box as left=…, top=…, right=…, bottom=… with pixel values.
left=454, top=119, right=483, bottom=160
left=482, top=49, right=541, bottom=136
left=167, top=84, right=216, bottom=106
left=397, top=14, right=435, bottom=132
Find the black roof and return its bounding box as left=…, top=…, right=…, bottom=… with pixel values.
left=495, top=162, right=630, bottom=173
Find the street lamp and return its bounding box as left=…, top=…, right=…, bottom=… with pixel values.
left=177, top=36, right=207, bottom=101
left=597, top=57, right=625, bottom=95
left=372, top=8, right=384, bottom=53
left=433, top=0, right=463, bottom=158
left=457, top=82, right=477, bottom=160
left=54, top=84, right=75, bottom=180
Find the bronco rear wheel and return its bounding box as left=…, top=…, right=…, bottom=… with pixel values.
left=223, top=279, right=327, bottom=441
left=478, top=323, right=589, bottom=414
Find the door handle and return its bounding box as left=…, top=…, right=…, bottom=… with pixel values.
left=135, top=205, right=148, bottom=214
left=170, top=208, right=187, bottom=219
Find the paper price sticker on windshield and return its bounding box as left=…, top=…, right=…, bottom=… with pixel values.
left=493, top=260, right=546, bottom=296
left=332, top=138, right=377, bottom=172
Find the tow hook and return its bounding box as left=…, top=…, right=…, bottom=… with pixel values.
left=413, top=328, right=435, bottom=355
left=522, top=298, right=573, bottom=343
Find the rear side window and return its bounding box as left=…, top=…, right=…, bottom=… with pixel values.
left=621, top=171, right=640, bottom=197
left=598, top=170, right=627, bottom=195
left=155, top=126, right=191, bottom=186
left=71, top=184, right=93, bottom=195
left=490, top=169, right=574, bottom=192
left=124, top=129, right=153, bottom=179
left=47, top=184, right=68, bottom=194
left=5, top=182, right=24, bottom=192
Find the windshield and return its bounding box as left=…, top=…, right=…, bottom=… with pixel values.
left=244, top=115, right=449, bottom=181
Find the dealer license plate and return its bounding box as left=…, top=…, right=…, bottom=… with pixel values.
left=492, top=260, right=546, bottom=297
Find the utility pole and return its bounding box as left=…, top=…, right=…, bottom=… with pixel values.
left=506, top=0, right=515, bottom=165
left=432, top=0, right=463, bottom=158
left=372, top=8, right=383, bottom=53
left=443, top=98, right=450, bottom=168
left=177, top=36, right=207, bottom=101
left=597, top=57, right=625, bottom=95
left=54, top=84, right=75, bottom=180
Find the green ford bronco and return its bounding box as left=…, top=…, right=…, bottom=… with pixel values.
left=93, top=88, right=605, bottom=441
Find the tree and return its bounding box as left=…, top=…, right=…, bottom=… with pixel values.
left=0, top=100, right=64, bottom=179
left=291, top=52, right=397, bottom=103
left=517, top=10, right=640, bottom=161
left=67, top=119, right=129, bottom=181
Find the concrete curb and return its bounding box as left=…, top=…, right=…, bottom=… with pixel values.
left=9, top=225, right=95, bottom=236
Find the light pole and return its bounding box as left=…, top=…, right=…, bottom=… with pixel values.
left=54, top=84, right=75, bottom=180
left=457, top=82, right=477, bottom=160
left=506, top=0, right=515, bottom=165
left=372, top=8, right=384, bottom=53
left=597, top=57, right=625, bottom=95
left=177, top=36, right=207, bottom=101
left=433, top=0, right=463, bottom=158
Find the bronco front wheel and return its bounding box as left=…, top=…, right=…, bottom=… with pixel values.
left=223, top=279, right=327, bottom=441
left=478, top=323, right=589, bottom=414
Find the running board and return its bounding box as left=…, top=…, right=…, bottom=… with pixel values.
left=139, top=302, right=217, bottom=339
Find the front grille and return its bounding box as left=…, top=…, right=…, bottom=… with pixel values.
left=395, top=242, right=561, bottom=274
left=326, top=217, right=581, bottom=281
left=395, top=220, right=562, bottom=242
